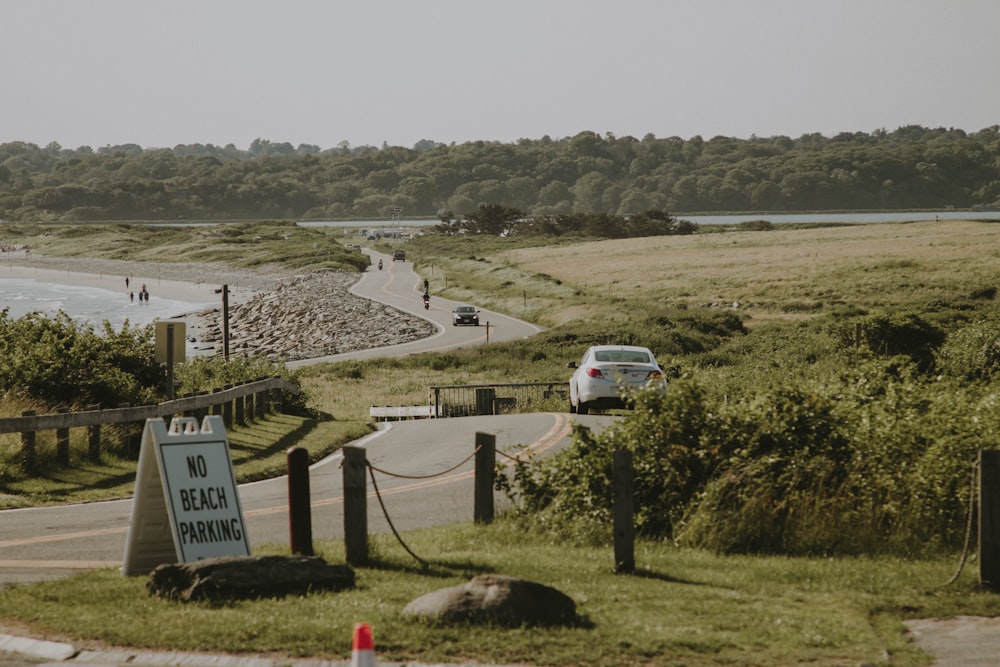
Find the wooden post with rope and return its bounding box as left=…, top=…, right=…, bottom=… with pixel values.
left=474, top=432, right=495, bottom=524
left=343, top=446, right=369, bottom=565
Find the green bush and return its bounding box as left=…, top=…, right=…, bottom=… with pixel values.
left=935, top=315, right=1000, bottom=381
left=0, top=310, right=162, bottom=408
left=507, top=358, right=992, bottom=556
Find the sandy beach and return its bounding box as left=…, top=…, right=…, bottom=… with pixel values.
left=1, top=250, right=436, bottom=362
left=1, top=251, right=275, bottom=305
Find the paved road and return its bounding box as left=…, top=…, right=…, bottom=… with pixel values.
left=287, top=249, right=541, bottom=367
left=0, top=251, right=584, bottom=586
left=0, top=412, right=611, bottom=588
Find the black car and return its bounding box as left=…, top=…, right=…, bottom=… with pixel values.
left=452, top=305, right=480, bottom=326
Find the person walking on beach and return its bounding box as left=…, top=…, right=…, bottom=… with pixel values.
left=129, top=291, right=134, bottom=303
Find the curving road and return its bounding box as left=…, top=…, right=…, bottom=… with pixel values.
left=286, top=249, right=542, bottom=367
left=0, top=250, right=607, bottom=586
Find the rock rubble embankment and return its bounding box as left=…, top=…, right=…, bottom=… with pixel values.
left=191, top=268, right=436, bottom=362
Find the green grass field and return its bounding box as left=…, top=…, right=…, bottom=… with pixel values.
left=4, top=218, right=1000, bottom=665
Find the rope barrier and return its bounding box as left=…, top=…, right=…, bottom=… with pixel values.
left=349, top=443, right=540, bottom=567
left=495, top=447, right=536, bottom=464
left=940, top=457, right=979, bottom=588
left=367, top=462, right=428, bottom=568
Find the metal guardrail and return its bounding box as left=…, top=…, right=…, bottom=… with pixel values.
left=429, top=381, right=568, bottom=418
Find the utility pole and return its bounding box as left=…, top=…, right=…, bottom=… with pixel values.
left=215, top=284, right=230, bottom=360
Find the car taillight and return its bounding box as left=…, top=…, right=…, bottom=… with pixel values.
left=585, top=367, right=605, bottom=379
left=646, top=370, right=663, bottom=381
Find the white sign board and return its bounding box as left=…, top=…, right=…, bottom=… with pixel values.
left=122, top=416, right=250, bottom=576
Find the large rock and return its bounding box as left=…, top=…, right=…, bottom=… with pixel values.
left=147, top=554, right=355, bottom=602
left=403, top=574, right=577, bottom=627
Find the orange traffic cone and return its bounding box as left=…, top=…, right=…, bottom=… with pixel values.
left=351, top=622, right=376, bottom=667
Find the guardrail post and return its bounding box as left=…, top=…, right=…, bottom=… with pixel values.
left=343, top=446, right=369, bottom=565
left=87, top=404, right=101, bottom=462
left=613, top=448, right=636, bottom=574
left=474, top=432, right=496, bottom=524
left=287, top=447, right=314, bottom=556
left=194, top=391, right=209, bottom=422
left=211, top=388, right=223, bottom=416
left=245, top=392, right=255, bottom=424
left=255, top=386, right=266, bottom=420
left=235, top=386, right=246, bottom=426
left=981, top=450, right=1000, bottom=589
left=222, top=385, right=234, bottom=427
left=117, top=403, right=132, bottom=457
left=20, top=410, right=36, bottom=474
left=56, top=408, right=70, bottom=466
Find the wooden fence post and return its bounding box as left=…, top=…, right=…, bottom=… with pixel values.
left=287, top=447, right=313, bottom=556
left=235, top=387, right=246, bottom=426
left=56, top=408, right=70, bottom=466
left=474, top=432, right=496, bottom=524
left=222, top=385, right=233, bottom=427
left=87, top=404, right=101, bottom=462
left=255, top=386, right=266, bottom=420
left=613, top=448, right=636, bottom=574
left=117, top=404, right=132, bottom=457
left=19, top=410, right=36, bottom=474
left=980, top=450, right=1000, bottom=589
left=343, top=446, right=369, bottom=565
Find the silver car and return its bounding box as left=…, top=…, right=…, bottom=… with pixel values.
left=567, top=345, right=665, bottom=414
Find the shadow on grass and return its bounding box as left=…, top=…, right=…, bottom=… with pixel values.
left=360, top=556, right=496, bottom=580
left=629, top=566, right=717, bottom=587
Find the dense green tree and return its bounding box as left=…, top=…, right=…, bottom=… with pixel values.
left=1, top=125, right=999, bottom=222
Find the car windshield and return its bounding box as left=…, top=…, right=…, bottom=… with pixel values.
left=593, top=350, right=651, bottom=363
left=457, top=307, right=474, bottom=313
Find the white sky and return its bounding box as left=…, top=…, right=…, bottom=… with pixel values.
left=3, top=0, right=998, bottom=151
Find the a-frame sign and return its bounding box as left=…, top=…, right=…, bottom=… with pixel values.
left=122, top=416, right=250, bottom=576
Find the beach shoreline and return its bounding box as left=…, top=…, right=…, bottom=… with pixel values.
left=0, top=251, right=292, bottom=356
left=1, top=251, right=436, bottom=362
left=1, top=251, right=278, bottom=304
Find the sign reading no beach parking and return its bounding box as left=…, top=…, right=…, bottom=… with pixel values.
left=122, top=416, right=250, bottom=576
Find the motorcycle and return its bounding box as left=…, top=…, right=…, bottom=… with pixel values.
left=422, top=293, right=430, bottom=310
left=377, top=259, right=383, bottom=270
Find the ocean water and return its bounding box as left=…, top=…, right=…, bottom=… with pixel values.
left=0, top=277, right=215, bottom=330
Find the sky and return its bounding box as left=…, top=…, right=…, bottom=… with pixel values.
left=3, top=0, right=999, bottom=151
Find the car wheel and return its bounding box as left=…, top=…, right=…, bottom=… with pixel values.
left=577, top=401, right=590, bottom=415
left=569, top=399, right=577, bottom=414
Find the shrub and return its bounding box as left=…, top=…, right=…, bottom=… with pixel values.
left=935, top=316, right=1000, bottom=382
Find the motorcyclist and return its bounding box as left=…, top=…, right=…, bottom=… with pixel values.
left=422, top=291, right=430, bottom=309
left=378, top=259, right=383, bottom=270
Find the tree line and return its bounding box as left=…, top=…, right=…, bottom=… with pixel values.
left=1, top=125, right=999, bottom=222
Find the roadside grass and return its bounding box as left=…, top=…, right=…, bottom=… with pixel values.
left=0, top=519, right=988, bottom=666
left=4, top=220, right=364, bottom=273
left=6, top=219, right=1000, bottom=663
left=435, top=219, right=1000, bottom=326
left=0, top=415, right=368, bottom=507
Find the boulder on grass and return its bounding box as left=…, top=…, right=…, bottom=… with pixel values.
left=147, top=554, right=355, bottom=602
left=402, top=574, right=577, bottom=627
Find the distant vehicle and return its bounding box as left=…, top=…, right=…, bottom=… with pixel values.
left=567, top=345, right=666, bottom=414
left=392, top=250, right=406, bottom=261
left=452, top=305, right=480, bottom=326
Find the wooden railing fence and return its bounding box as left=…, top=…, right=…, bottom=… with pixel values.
left=2, top=376, right=300, bottom=472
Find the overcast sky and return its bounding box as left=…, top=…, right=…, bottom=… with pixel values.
left=3, top=0, right=998, bottom=151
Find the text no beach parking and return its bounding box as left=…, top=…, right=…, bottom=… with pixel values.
left=122, top=416, right=250, bottom=576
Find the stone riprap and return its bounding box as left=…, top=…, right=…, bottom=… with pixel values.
left=191, top=268, right=436, bottom=362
